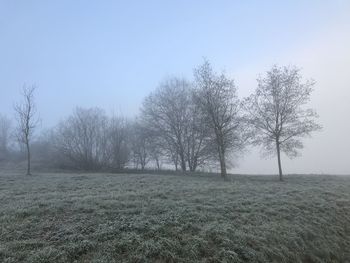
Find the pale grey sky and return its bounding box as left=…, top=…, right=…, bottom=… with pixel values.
left=1, top=1, right=349, bottom=174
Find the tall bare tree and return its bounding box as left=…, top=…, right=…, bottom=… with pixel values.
left=0, top=114, right=12, bottom=160
left=141, top=78, right=191, bottom=172
left=141, top=77, right=210, bottom=172
left=243, top=65, right=322, bottom=181
left=193, top=60, right=244, bottom=178
left=14, top=86, right=39, bottom=175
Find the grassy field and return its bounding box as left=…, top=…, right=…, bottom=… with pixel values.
left=0, top=171, right=349, bottom=263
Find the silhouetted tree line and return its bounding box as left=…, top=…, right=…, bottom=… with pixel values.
left=0, top=61, right=321, bottom=180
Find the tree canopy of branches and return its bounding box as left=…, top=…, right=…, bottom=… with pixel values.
left=141, top=77, right=211, bottom=172
left=14, top=85, right=39, bottom=175
left=193, top=60, right=245, bottom=178
left=108, top=116, right=130, bottom=170
left=53, top=107, right=109, bottom=170
left=243, top=65, right=322, bottom=181
left=49, top=108, right=131, bottom=171
left=130, top=120, right=150, bottom=170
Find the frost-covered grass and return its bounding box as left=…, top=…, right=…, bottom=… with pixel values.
left=0, top=171, right=349, bottom=262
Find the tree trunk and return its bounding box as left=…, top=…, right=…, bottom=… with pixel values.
left=188, top=157, right=196, bottom=172
left=140, top=154, right=146, bottom=170
left=189, top=164, right=195, bottom=172
left=218, top=146, right=227, bottom=178
left=179, top=153, right=186, bottom=172
left=276, top=140, right=283, bottom=181
left=192, top=157, right=197, bottom=172
left=174, top=153, right=179, bottom=171
left=155, top=157, right=160, bottom=170
left=26, top=141, right=31, bottom=175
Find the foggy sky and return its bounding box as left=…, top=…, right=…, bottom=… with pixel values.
left=1, top=1, right=349, bottom=174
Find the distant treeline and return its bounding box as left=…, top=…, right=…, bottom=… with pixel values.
left=0, top=60, right=321, bottom=180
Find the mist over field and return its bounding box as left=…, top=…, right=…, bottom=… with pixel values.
left=0, top=1, right=350, bottom=262
left=1, top=1, right=349, bottom=175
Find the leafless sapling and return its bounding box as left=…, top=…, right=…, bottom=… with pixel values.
left=14, top=85, right=39, bottom=175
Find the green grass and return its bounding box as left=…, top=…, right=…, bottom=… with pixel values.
left=0, top=171, right=349, bottom=262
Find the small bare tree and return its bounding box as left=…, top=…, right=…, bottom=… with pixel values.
left=0, top=114, right=12, bottom=160
left=243, top=65, right=322, bottom=181
left=53, top=107, right=113, bottom=170
left=193, top=60, right=245, bottom=178
left=14, top=85, right=39, bottom=175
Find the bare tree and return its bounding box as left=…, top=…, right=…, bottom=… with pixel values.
left=185, top=94, right=213, bottom=171
left=53, top=107, right=110, bottom=170
left=14, top=86, right=39, bottom=175
left=0, top=114, right=12, bottom=160
left=147, top=135, right=163, bottom=170
left=107, top=116, right=130, bottom=170
left=141, top=78, right=191, bottom=172
left=243, top=65, right=322, bottom=181
left=193, top=60, right=244, bottom=178
left=130, top=120, right=150, bottom=170
left=54, top=108, right=130, bottom=171
left=141, top=77, right=210, bottom=172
